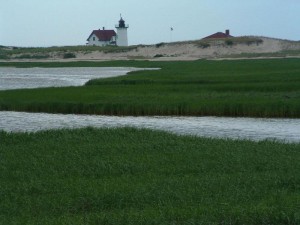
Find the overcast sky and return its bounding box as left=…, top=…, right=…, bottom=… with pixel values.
left=1, top=0, right=300, bottom=47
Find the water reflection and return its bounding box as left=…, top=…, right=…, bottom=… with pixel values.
left=1, top=111, right=299, bottom=143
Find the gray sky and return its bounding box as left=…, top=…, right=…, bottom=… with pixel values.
left=1, top=0, right=300, bottom=47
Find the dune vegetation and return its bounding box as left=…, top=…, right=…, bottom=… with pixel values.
left=1, top=59, right=300, bottom=118
left=1, top=37, right=300, bottom=60
left=0, top=45, right=138, bottom=60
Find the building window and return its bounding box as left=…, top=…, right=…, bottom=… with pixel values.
left=93, top=37, right=95, bottom=41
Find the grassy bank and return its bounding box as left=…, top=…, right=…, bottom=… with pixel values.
left=1, top=59, right=300, bottom=117
left=1, top=127, right=299, bottom=224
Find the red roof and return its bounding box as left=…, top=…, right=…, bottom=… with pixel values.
left=203, top=32, right=233, bottom=39
left=87, top=30, right=116, bottom=41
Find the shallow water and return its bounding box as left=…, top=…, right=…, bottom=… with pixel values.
left=0, top=67, right=148, bottom=90
left=1, top=111, right=299, bottom=143
left=0, top=67, right=299, bottom=143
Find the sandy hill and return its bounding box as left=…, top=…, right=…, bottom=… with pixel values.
left=1, top=36, right=300, bottom=61
left=79, top=36, right=300, bottom=61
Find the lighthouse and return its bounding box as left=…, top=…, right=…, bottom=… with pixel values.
left=115, top=16, right=129, bottom=46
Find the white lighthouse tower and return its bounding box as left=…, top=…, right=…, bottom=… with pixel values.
left=116, top=16, right=129, bottom=46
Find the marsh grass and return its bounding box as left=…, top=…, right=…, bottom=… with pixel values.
left=1, top=59, right=300, bottom=117
left=1, top=127, right=299, bottom=224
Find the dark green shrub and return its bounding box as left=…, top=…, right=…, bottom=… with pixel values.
left=155, top=43, right=165, bottom=48
left=63, top=53, right=76, bottom=59
left=197, top=41, right=210, bottom=48
left=154, top=54, right=164, bottom=58
left=225, top=39, right=234, bottom=46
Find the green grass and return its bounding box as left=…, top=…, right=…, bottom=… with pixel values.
left=0, top=59, right=300, bottom=117
left=1, top=127, right=299, bottom=224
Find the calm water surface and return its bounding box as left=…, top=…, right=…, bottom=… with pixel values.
left=0, top=67, right=150, bottom=90
left=0, top=67, right=299, bottom=143
left=1, top=111, right=299, bottom=143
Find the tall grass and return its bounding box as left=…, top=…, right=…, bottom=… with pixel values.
left=1, top=127, right=299, bottom=224
left=0, top=59, right=300, bottom=117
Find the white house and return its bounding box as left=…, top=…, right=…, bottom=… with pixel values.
left=86, top=28, right=117, bottom=46
left=86, top=17, right=129, bottom=47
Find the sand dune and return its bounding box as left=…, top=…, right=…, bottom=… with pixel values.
left=73, top=37, right=300, bottom=61
left=2, top=36, right=300, bottom=62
